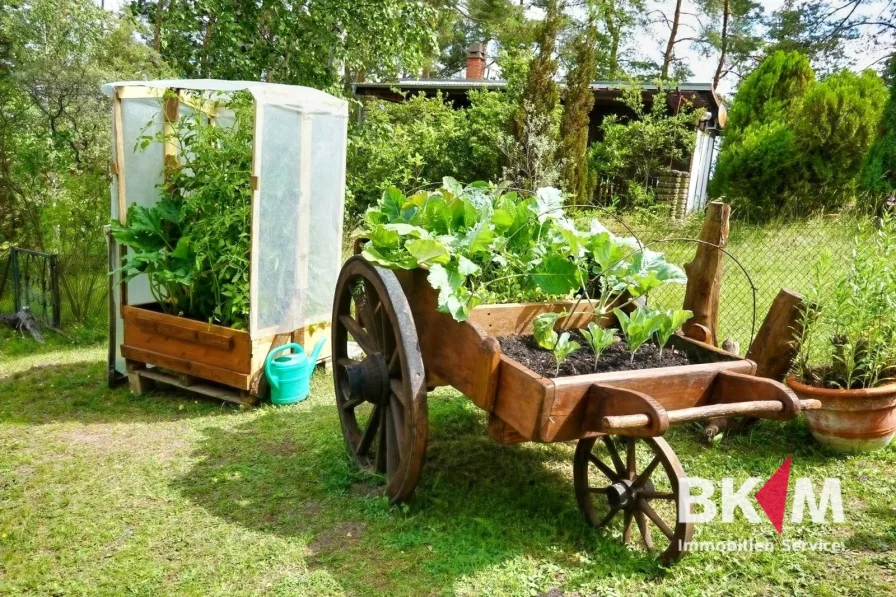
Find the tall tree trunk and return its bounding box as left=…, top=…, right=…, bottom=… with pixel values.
left=713, top=0, right=730, bottom=89
left=661, top=0, right=683, bottom=80
left=153, top=0, right=166, bottom=53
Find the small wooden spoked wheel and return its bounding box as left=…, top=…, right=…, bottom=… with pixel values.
left=574, top=435, right=694, bottom=563
left=331, top=256, right=428, bottom=503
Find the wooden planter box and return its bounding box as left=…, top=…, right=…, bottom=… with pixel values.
left=394, top=268, right=799, bottom=444
left=120, top=304, right=330, bottom=402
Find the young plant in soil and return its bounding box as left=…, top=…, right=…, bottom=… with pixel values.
left=580, top=322, right=617, bottom=371
left=533, top=311, right=581, bottom=376
left=614, top=308, right=664, bottom=363
left=655, top=309, right=693, bottom=356
left=792, top=215, right=896, bottom=389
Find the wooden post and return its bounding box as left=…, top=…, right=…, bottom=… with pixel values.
left=703, top=288, right=807, bottom=443
left=682, top=201, right=730, bottom=347
left=745, top=288, right=806, bottom=381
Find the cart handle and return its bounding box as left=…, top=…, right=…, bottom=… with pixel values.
left=602, top=399, right=822, bottom=431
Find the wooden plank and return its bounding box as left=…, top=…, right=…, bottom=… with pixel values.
left=112, top=89, right=127, bottom=223
left=397, top=269, right=501, bottom=410
left=138, top=369, right=256, bottom=406
left=125, top=359, right=154, bottom=395
left=487, top=414, right=529, bottom=445
left=163, top=89, right=179, bottom=175
left=467, top=300, right=602, bottom=337
left=122, top=305, right=251, bottom=374
left=121, top=345, right=251, bottom=390
left=682, top=200, right=730, bottom=346
left=491, top=355, right=551, bottom=441
left=540, top=359, right=755, bottom=442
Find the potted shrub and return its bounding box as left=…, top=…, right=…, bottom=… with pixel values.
left=787, top=215, right=896, bottom=453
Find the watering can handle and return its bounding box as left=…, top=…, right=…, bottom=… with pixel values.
left=264, top=343, right=304, bottom=391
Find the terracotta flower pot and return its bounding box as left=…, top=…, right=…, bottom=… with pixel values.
left=786, top=375, right=896, bottom=453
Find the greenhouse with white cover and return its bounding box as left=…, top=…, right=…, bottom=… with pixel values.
left=103, top=79, right=348, bottom=404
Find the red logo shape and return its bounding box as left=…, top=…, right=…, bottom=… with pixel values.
left=755, top=455, right=792, bottom=534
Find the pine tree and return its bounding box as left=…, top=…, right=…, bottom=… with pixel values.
left=860, top=56, right=896, bottom=206
left=509, top=0, right=564, bottom=150
left=560, top=8, right=597, bottom=203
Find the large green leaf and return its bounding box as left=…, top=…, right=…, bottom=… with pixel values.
left=531, top=255, right=579, bottom=295
left=405, top=238, right=450, bottom=266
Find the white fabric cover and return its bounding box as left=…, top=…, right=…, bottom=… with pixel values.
left=107, top=80, right=347, bottom=367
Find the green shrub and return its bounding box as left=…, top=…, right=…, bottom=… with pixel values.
left=588, top=86, right=701, bottom=208
left=346, top=90, right=512, bottom=217
left=861, top=57, right=896, bottom=204
left=711, top=51, right=887, bottom=218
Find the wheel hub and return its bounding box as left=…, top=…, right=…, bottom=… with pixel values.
left=606, top=478, right=656, bottom=509
left=342, top=353, right=391, bottom=405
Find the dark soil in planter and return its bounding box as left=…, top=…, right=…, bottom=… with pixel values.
left=498, top=331, right=692, bottom=378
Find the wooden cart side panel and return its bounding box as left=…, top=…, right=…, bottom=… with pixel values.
left=122, top=305, right=251, bottom=373
left=541, top=360, right=756, bottom=442
left=492, top=355, right=553, bottom=441
left=396, top=269, right=500, bottom=410
left=468, top=301, right=600, bottom=337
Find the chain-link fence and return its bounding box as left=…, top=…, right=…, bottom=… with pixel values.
left=0, top=248, right=61, bottom=327
left=603, top=211, right=870, bottom=352
left=0, top=246, right=108, bottom=331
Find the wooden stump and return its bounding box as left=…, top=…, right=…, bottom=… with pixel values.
left=682, top=201, right=730, bottom=347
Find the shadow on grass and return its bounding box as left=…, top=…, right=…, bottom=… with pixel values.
left=174, top=391, right=661, bottom=594
left=0, top=360, right=238, bottom=424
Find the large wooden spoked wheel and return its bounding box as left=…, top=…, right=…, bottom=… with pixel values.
left=331, top=256, right=427, bottom=503
left=574, top=435, right=694, bottom=564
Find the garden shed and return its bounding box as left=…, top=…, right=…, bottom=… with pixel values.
left=102, top=79, right=348, bottom=402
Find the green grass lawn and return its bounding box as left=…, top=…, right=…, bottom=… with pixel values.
left=1, top=329, right=895, bottom=596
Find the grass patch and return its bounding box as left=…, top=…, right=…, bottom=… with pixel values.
left=1, top=343, right=895, bottom=595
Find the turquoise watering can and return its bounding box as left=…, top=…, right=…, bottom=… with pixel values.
left=264, top=340, right=326, bottom=405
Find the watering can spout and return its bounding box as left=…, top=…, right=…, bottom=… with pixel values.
left=308, top=337, right=326, bottom=369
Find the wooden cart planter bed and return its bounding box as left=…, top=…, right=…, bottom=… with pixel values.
left=331, top=258, right=820, bottom=563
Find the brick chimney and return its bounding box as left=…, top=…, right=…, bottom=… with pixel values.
left=466, top=43, right=487, bottom=80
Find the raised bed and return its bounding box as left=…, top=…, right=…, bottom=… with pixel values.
left=120, top=304, right=330, bottom=403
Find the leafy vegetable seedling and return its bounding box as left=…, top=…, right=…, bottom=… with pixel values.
left=654, top=309, right=693, bottom=356
left=533, top=311, right=581, bottom=376
left=614, top=308, right=663, bottom=362
left=581, top=322, right=617, bottom=372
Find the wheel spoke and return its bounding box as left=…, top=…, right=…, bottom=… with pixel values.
left=359, top=282, right=382, bottom=348
left=635, top=510, right=654, bottom=551
left=588, top=453, right=620, bottom=483
left=390, top=394, right=405, bottom=456
left=375, top=404, right=388, bottom=473
left=388, top=349, right=399, bottom=375
left=342, top=395, right=366, bottom=411
left=640, top=499, right=674, bottom=540
left=638, top=489, right=675, bottom=501
left=622, top=509, right=634, bottom=544
left=356, top=405, right=381, bottom=456
left=390, top=379, right=407, bottom=408
left=587, top=486, right=609, bottom=494
left=626, top=437, right=636, bottom=480
left=595, top=506, right=620, bottom=529
left=339, top=314, right=377, bottom=355
left=385, top=404, right=400, bottom=478
left=632, top=456, right=661, bottom=490
left=336, top=357, right=361, bottom=368
left=602, top=436, right=626, bottom=478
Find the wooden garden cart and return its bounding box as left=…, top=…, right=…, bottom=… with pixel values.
left=330, top=256, right=821, bottom=563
